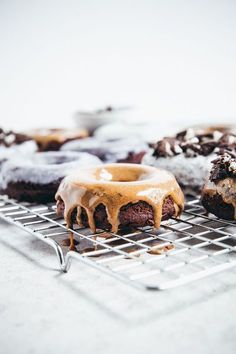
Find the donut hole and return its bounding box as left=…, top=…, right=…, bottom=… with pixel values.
left=96, top=165, right=151, bottom=183
left=36, top=153, right=78, bottom=165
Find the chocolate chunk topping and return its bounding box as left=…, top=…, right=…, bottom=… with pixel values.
left=153, top=138, right=181, bottom=158
left=210, top=153, right=236, bottom=182
left=153, top=128, right=236, bottom=158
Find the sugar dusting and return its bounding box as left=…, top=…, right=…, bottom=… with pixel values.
left=142, top=149, right=215, bottom=194
left=0, top=151, right=102, bottom=188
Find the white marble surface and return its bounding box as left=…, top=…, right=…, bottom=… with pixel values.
left=0, top=218, right=236, bottom=354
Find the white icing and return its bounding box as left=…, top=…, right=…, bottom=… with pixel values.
left=228, top=135, right=236, bottom=144
left=0, top=151, right=102, bottom=188
left=0, top=140, right=37, bottom=154
left=173, top=143, right=183, bottom=154
left=184, top=128, right=195, bottom=140
left=0, top=140, right=38, bottom=175
left=188, top=137, right=199, bottom=144
left=61, top=137, right=148, bottom=162
left=142, top=149, right=216, bottom=193
left=213, top=130, right=223, bottom=141
left=61, top=137, right=102, bottom=151
left=165, top=142, right=174, bottom=156
left=229, top=161, right=236, bottom=172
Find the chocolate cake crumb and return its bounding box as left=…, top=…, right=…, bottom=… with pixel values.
left=2, top=180, right=62, bottom=203
left=201, top=193, right=235, bottom=220
left=58, top=196, right=176, bottom=231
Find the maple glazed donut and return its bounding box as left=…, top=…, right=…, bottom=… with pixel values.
left=24, top=128, right=88, bottom=151
left=56, top=163, right=184, bottom=233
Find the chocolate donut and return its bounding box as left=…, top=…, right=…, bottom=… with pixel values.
left=24, top=128, right=88, bottom=151
left=201, top=153, right=236, bottom=220
left=61, top=137, right=148, bottom=164
left=0, top=151, right=102, bottom=203
left=56, top=164, right=184, bottom=232
left=142, top=128, right=236, bottom=195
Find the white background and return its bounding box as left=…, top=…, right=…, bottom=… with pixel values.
left=0, top=0, right=236, bottom=130
left=1, top=3, right=236, bottom=353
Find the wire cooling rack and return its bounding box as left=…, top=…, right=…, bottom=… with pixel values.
left=0, top=195, right=235, bottom=290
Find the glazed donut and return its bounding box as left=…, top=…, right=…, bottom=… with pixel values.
left=61, top=137, right=149, bottom=164
left=0, top=151, right=102, bottom=203
left=56, top=163, right=184, bottom=233
left=201, top=153, right=236, bottom=220
left=142, top=128, right=236, bottom=195
left=24, top=128, right=88, bottom=151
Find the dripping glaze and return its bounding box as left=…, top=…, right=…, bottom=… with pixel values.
left=56, top=163, right=184, bottom=233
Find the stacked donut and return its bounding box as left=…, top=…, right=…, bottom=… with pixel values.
left=201, top=153, right=236, bottom=220
left=142, top=127, right=236, bottom=220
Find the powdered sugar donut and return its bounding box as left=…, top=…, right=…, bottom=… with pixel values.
left=61, top=137, right=149, bottom=164
left=0, top=151, right=102, bottom=202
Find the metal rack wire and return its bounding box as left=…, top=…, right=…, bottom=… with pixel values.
left=0, top=195, right=235, bottom=290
